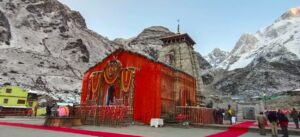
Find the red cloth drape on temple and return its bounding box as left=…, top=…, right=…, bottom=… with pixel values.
left=81, top=71, right=92, bottom=104
left=80, top=49, right=196, bottom=124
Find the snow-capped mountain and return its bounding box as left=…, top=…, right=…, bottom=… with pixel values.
left=0, top=0, right=120, bottom=102
left=204, top=48, right=229, bottom=68
left=208, top=7, right=300, bottom=97
left=218, top=7, right=300, bottom=71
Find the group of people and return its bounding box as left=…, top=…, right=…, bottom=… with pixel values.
left=46, top=103, right=73, bottom=117
left=213, top=105, right=235, bottom=125
left=213, top=108, right=225, bottom=124
left=257, top=108, right=300, bottom=137
left=214, top=105, right=300, bottom=137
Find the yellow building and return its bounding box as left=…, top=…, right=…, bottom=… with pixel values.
left=0, top=86, right=38, bottom=115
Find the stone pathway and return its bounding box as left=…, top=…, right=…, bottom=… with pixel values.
left=1, top=117, right=300, bottom=137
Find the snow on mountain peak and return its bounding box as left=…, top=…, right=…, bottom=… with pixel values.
left=216, top=7, right=300, bottom=70
left=230, top=33, right=258, bottom=56
left=204, top=48, right=229, bottom=68
left=289, top=7, right=300, bottom=16
left=280, top=6, right=300, bottom=20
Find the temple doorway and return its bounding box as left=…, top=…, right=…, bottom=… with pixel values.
left=105, top=85, right=115, bottom=105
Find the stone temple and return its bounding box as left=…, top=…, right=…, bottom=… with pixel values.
left=158, top=28, right=204, bottom=106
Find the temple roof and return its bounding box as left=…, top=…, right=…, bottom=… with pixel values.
left=160, top=33, right=196, bottom=46
left=84, top=48, right=195, bottom=79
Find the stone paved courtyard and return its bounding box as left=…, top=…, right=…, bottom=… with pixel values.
left=0, top=117, right=299, bottom=137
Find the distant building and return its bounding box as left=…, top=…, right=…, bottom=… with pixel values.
left=0, top=86, right=38, bottom=115
left=250, top=96, right=263, bottom=101
left=287, top=89, right=300, bottom=96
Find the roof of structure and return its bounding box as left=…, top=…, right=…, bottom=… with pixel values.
left=160, top=33, right=196, bottom=46
left=85, top=48, right=195, bottom=79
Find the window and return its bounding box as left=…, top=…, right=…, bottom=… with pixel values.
left=5, top=88, right=12, bottom=93
left=3, top=99, right=8, bottom=104
left=17, top=99, right=25, bottom=104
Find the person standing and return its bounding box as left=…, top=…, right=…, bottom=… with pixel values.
left=217, top=108, right=224, bottom=124
left=46, top=104, right=52, bottom=117
left=51, top=103, right=58, bottom=117
left=298, top=111, right=300, bottom=125
left=267, top=110, right=278, bottom=137
left=290, top=108, right=299, bottom=129
left=34, top=105, right=38, bottom=117
left=278, top=110, right=289, bottom=137
left=213, top=109, right=218, bottom=124
left=227, top=105, right=233, bottom=125
left=257, top=112, right=267, bottom=135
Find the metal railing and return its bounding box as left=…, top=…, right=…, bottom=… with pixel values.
left=74, top=105, right=132, bottom=127
left=175, top=106, right=215, bottom=124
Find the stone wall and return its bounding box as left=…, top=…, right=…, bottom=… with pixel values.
left=158, top=42, right=203, bottom=105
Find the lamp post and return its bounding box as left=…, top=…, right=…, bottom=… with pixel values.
left=263, top=93, right=267, bottom=110
left=264, top=60, right=270, bottom=110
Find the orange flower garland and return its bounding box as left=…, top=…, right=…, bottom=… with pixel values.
left=121, top=69, right=134, bottom=93
left=104, top=71, right=118, bottom=84
left=91, top=71, right=101, bottom=94
left=86, top=78, right=92, bottom=101
left=103, top=60, right=121, bottom=84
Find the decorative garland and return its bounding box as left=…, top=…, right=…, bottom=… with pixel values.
left=85, top=59, right=137, bottom=108
left=91, top=72, right=101, bottom=94
left=86, top=77, right=92, bottom=102
left=120, top=68, right=134, bottom=93
left=104, top=60, right=121, bottom=84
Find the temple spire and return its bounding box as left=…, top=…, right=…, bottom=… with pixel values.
left=177, top=19, right=180, bottom=34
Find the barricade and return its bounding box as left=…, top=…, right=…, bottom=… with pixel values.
left=74, top=105, right=131, bottom=127
left=175, top=106, right=215, bottom=124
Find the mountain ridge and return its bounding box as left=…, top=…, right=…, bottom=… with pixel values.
left=0, top=0, right=120, bottom=102
left=203, top=7, right=300, bottom=97
left=0, top=0, right=210, bottom=103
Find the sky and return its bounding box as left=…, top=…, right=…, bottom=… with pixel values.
left=58, top=0, right=299, bottom=55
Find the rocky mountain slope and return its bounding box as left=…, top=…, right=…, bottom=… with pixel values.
left=114, top=26, right=174, bottom=59
left=0, top=0, right=120, bottom=102
left=0, top=0, right=210, bottom=103
left=205, top=7, right=300, bottom=97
